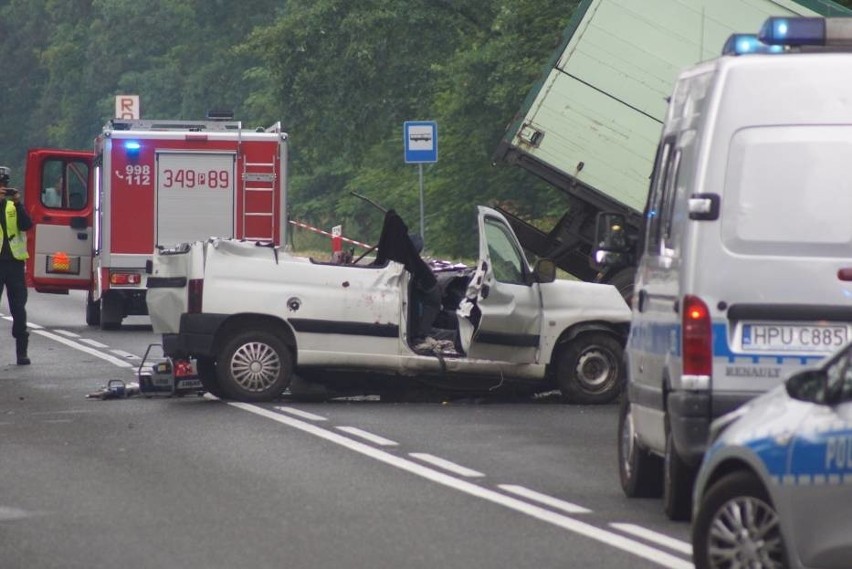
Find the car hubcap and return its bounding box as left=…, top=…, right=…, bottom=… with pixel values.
left=575, top=348, right=614, bottom=392
left=230, top=341, right=281, bottom=393
left=707, top=496, right=784, bottom=569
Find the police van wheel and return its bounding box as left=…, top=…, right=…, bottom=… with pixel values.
left=196, top=357, right=225, bottom=398
left=663, top=416, right=696, bottom=521
left=692, top=471, right=787, bottom=569
left=216, top=330, right=293, bottom=402
left=85, top=291, right=101, bottom=326
left=618, top=397, right=663, bottom=498
left=556, top=333, right=623, bottom=404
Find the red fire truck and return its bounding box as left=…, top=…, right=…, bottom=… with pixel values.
left=23, top=117, right=289, bottom=329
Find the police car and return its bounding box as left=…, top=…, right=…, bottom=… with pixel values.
left=691, top=340, right=852, bottom=569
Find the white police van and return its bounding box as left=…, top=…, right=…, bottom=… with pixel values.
left=596, top=16, right=852, bottom=521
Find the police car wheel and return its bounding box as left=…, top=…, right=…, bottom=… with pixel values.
left=196, top=356, right=226, bottom=398
left=216, top=331, right=293, bottom=402
left=618, top=397, right=663, bottom=498
left=556, top=333, right=623, bottom=404
left=663, top=417, right=696, bottom=521
left=692, top=471, right=787, bottom=569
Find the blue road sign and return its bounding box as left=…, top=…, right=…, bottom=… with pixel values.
left=404, top=121, right=438, bottom=164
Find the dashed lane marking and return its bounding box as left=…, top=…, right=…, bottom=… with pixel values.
left=336, top=426, right=398, bottom=446
left=498, top=484, right=591, bottom=515
left=54, top=330, right=81, bottom=338
left=273, top=406, right=328, bottom=421
left=409, top=453, right=485, bottom=478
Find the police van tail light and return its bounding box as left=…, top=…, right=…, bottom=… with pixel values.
left=682, top=295, right=712, bottom=389
left=188, top=278, right=203, bottom=314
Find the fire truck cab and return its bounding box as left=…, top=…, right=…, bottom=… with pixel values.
left=24, top=117, right=289, bottom=329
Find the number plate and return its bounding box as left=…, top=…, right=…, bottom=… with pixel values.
left=741, top=323, right=849, bottom=352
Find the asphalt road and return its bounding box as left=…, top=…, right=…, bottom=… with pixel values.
left=0, top=290, right=694, bottom=569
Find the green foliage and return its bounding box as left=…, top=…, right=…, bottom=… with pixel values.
left=6, top=0, right=848, bottom=258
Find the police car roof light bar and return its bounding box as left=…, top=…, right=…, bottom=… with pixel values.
left=759, top=17, right=852, bottom=47
left=721, top=33, right=784, bottom=56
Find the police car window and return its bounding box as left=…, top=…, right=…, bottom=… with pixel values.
left=484, top=218, right=526, bottom=285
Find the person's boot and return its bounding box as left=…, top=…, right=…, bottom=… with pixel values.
left=16, top=336, right=30, bottom=365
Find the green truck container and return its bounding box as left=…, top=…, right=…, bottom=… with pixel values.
left=494, top=0, right=851, bottom=296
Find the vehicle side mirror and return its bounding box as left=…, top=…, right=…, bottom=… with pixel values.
left=593, top=212, right=631, bottom=269
left=534, top=258, right=556, bottom=283
left=785, top=369, right=828, bottom=403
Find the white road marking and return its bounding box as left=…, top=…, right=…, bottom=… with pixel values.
left=610, top=523, right=693, bottom=556
left=336, top=426, right=398, bottom=446
left=32, top=330, right=133, bottom=368
left=0, top=506, right=35, bottom=521
left=54, top=330, right=81, bottom=338
left=273, top=406, right=327, bottom=421
left=25, top=322, right=43, bottom=329
left=230, top=402, right=692, bottom=569
left=498, top=484, right=591, bottom=514
left=79, top=338, right=109, bottom=349
left=409, top=453, right=485, bottom=478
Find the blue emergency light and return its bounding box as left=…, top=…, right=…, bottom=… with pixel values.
left=721, top=33, right=784, bottom=56
left=124, top=141, right=141, bottom=157
left=759, top=17, right=826, bottom=46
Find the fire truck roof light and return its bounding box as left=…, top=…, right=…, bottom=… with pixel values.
left=759, top=17, right=852, bottom=47
left=124, top=141, right=141, bottom=156
left=721, top=33, right=784, bottom=56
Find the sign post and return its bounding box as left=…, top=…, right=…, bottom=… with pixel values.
left=403, top=121, right=438, bottom=246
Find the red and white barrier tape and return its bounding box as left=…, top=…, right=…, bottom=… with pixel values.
left=289, top=219, right=372, bottom=249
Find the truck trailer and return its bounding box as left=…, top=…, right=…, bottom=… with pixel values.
left=493, top=0, right=851, bottom=299
left=24, top=117, right=289, bottom=329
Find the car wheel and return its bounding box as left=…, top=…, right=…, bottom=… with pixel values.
left=556, top=333, right=624, bottom=404
left=618, top=397, right=663, bottom=498
left=86, top=291, right=101, bottom=326
left=692, top=471, right=787, bottom=569
left=216, top=330, right=293, bottom=402
left=196, top=356, right=225, bottom=398
left=663, top=415, right=696, bottom=521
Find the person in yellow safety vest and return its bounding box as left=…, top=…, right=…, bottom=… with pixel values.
left=0, top=166, right=33, bottom=365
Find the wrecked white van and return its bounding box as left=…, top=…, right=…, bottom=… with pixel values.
left=146, top=206, right=631, bottom=403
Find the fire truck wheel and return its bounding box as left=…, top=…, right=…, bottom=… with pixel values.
left=100, top=294, right=122, bottom=330
left=196, top=357, right=225, bottom=398
left=216, top=330, right=293, bottom=402
left=86, top=291, right=101, bottom=326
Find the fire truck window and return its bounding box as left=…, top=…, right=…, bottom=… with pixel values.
left=40, top=160, right=89, bottom=210
left=41, top=160, right=64, bottom=208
